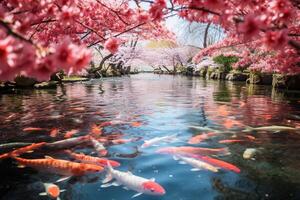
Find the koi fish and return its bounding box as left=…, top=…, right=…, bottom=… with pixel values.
left=89, top=136, right=107, bottom=156
left=218, top=139, right=246, bottom=144
left=131, top=121, right=142, bottom=127
left=100, top=120, right=124, bottom=127
left=191, top=155, right=240, bottom=173
left=44, top=136, right=89, bottom=150
left=64, top=129, right=79, bottom=139
left=90, top=124, right=102, bottom=136
left=243, top=125, right=300, bottom=132
left=65, top=150, right=120, bottom=167
left=243, top=148, right=257, bottom=159
left=71, top=107, right=85, bottom=111
left=39, top=183, right=65, bottom=200
left=244, top=135, right=256, bottom=140
left=23, top=127, right=45, bottom=132
left=0, top=142, right=46, bottom=160
left=141, top=134, right=177, bottom=148
left=50, top=128, right=60, bottom=138
left=189, top=126, right=222, bottom=133
left=188, top=132, right=217, bottom=144
left=156, top=146, right=230, bottom=156
left=101, top=162, right=165, bottom=198
left=173, top=155, right=219, bottom=173
left=14, top=156, right=103, bottom=176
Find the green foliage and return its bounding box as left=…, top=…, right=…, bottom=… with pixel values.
left=213, top=55, right=239, bottom=73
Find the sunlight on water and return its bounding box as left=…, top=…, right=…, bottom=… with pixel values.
left=1, top=74, right=300, bottom=200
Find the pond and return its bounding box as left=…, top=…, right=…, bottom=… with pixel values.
left=1, top=73, right=300, bottom=200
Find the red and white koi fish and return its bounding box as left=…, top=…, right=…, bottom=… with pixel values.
left=14, top=156, right=103, bottom=176
left=89, top=136, right=107, bottom=156
left=156, top=146, right=230, bottom=156
left=23, top=127, right=45, bottom=132
left=191, top=155, right=241, bottom=173
left=173, top=155, right=219, bottom=173
left=39, top=183, right=65, bottom=200
left=64, top=129, right=79, bottom=139
left=50, top=128, right=60, bottom=138
left=65, top=150, right=120, bottom=167
left=0, top=142, right=46, bottom=160
left=188, top=132, right=217, bottom=144
left=218, top=139, right=246, bottom=144
left=141, top=134, right=177, bottom=148
left=101, top=162, right=165, bottom=198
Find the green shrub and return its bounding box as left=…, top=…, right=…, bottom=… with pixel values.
left=213, top=55, right=239, bottom=73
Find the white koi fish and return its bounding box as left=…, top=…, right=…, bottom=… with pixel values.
left=89, top=136, right=107, bottom=156
left=101, top=162, right=166, bottom=198
left=141, top=134, right=177, bottom=148
left=242, top=125, right=300, bottom=132
left=173, top=155, right=219, bottom=173
left=39, top=183, right=65, bottom=200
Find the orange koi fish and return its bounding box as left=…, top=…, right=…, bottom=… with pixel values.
left=39, top=183, right=65, bottom=199
left=23, top=127, right=45, bottom=132
left=0, top=142, right=46, bottom=160
left=131, top=121, right=142, bottom=127
left=156, top=146, right=230, bottom=156
left=188, top=132, right=217, bottom=144
left=14, top=156, right=103, bottom=176
left=50, top=128, right=60, bottom=138
left=190, top=155, right=241, bottom=173
left=65, top=150, right=120, bottom=167
left=90, top=124, right=102, bottom=136
left=219, top=139, right=246, bottom=144
left=64, top=129, right=79, bottom=139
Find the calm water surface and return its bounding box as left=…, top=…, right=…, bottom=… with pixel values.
left=1, top=73, right=300, bottom=200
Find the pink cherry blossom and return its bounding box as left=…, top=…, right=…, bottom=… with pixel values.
left=104, top=38, right=121, bottom=54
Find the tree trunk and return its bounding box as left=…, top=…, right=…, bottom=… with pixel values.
left=203, top=23, right=211, bottom=48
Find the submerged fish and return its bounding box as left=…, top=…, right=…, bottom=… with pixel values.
left=189, top=126, right=224, bottom=133
left=141, top=134, right=177, bottom=148
left=243, top=125, right=300, bottom=132
left=64, top=129, right=79, bottom=139
left=156, top=146, right=230, bottom=156
left=39, top=183, right=65, bottom=200
left=188, top=132, right=217, bottom=144
left=0, top=142, right=46, bottom=160
left=173, top=155, right=219, bottom=172
left=190, top=155, right=240, bottom=173
left=89, top=136, right=107, bottom=156
left=14, top=156, right=103, bottom=176
left=23, top=127, right=45, bottom=132
left=90, top=124, right=102, bottom=136
left=101, top=162, right=165, bottom=198
left=50, top=128, right=60, bottom=138
left=243, top=148, right=257, bottom=159
left=131, top=121, right=143, bottom=127
left=65, top=150, right=120, bottom=167
left=45, top=136, right=89, bottom=150
left=218, top=139, right=246, bottom=144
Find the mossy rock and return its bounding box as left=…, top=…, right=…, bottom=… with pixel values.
left=248, top=72, right=273, bottom=85
left=14, top=76, right=37, bottom=87
left=34, top=81, right=58, bottom=89
left=272, top=74, right=300, bottom=90
left=199, top=68, right=207, bottom=78
left=226, top=72, right=249, bottom=81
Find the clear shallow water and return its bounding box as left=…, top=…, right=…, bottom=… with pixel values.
left=1, top=74, right=300, bottom=200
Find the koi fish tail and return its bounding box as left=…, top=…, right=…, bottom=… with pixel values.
left=102, top=161, right=113, bottom=184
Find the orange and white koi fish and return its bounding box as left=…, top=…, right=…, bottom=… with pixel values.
left=14, top=156, right=103, bottom=176
left=141, top=134, right=177, bottom=148
left=101, top=162, right=165, bottom=198
left=23, top=127, right=45, bottom=132
left=156, top=146, right=230, bottom=156
left=64, top=129, right=79, bottom=139
left=188, top=132, right=217, bottom=144
left=89, top=136, right=107, bottom=156
left=45, top=136, right=89, bottom=150
left=218, top=139, right=246, bottom=144
left=39, top=183, right=65, bottom=200
left=191, top=155, right=240, bottom=173
left=90, top=124, right=102, bottom=136
left=0, top=142, right=46, bottom=160
left=50, top=128, right=60, bottom=138
left=173, top=155, right=219, bottom=173
left=65, top=150, right=120, bottom=167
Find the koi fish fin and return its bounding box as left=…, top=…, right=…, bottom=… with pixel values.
left=38, top=192, right=47, bottom=196
left=102, top=172, right=113, bottom=184
left=131, top=193, right=143, bottom=198
left=57, top=197, right=61, bottom=200
left=191, top=168, right=201, bottom=171
left=179, top=161, right=186, bottom=165
left=60, top=189, right=66, bottom=193
left=111, top=181, right=121, bottom=186
left=101, top=182, right=114, bottom=188
left=56, top=176, right=71, bottom=183
left=45, top=156, right=54, bottom=159
left=150, top=178, right=155, bottom=182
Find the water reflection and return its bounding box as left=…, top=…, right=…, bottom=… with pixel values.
left=0, top=74, right=300, bottom=200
